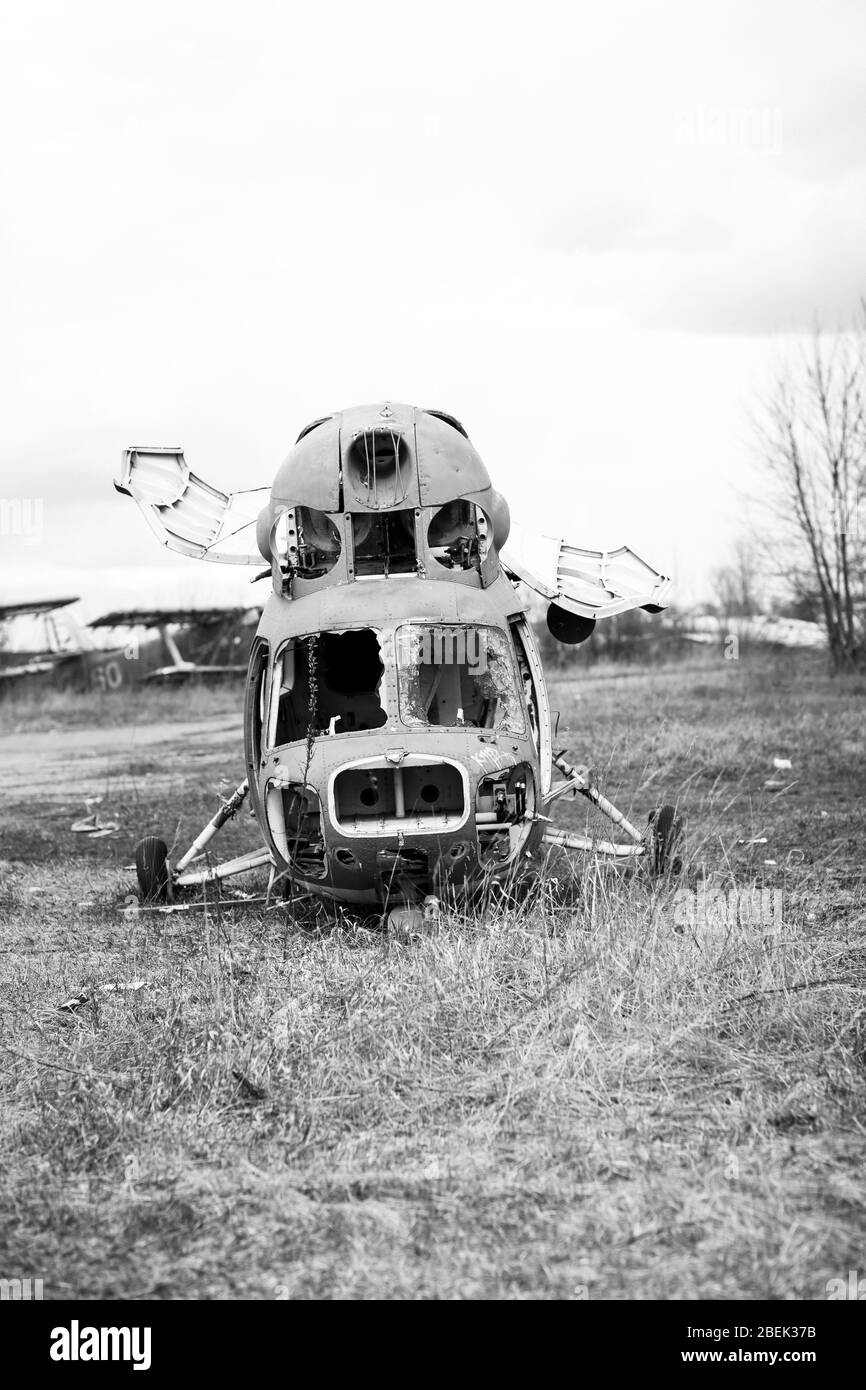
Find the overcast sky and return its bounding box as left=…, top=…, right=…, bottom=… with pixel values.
left=1, top=0, right=864, bottom=614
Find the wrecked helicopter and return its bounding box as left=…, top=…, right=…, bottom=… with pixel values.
left=116, top=402, right=682, bottom=917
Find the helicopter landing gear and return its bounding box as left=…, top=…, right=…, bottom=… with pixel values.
left=646, top=803, right=684, bottom=875
left=130, top=777, right=274, bottom=908
left=135, top=836, right=169, bottom=902
left=543, top=752, right=684, bottom=876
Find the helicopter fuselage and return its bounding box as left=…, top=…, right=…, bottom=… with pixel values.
left=243, top=572, right=551, bottom=905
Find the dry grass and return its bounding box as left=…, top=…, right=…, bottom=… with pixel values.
left=0, top=680, right=239, bottom=734
left=1, top=652, right=864, bottom=1299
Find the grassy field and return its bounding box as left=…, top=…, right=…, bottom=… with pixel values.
left=1, top=652, right=864, bottom=1299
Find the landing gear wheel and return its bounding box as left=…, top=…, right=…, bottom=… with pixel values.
left=135, top=836, right=169, bottom=903
left=647, top=804, right=683, bottom=876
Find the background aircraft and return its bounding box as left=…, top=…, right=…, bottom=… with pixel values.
left=0, top=598, right=258, bottom=692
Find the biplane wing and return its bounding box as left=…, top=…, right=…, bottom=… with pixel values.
left=0, top=597, right=78, bottom=620
left=500, top=520, right=672, bottom=620
left=116, top=448, right=269, bottom=565
left=0, top=598, right=85, bottom=683
left=88, top=606, right=253, bottom=629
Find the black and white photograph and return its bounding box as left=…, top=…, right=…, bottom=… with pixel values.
left=1, top=0, right=864, bottom=1339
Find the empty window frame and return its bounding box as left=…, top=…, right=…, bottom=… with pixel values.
left=426, top=500, right=488, bottom=571
left=351, top=510, right=417, bottom=576
left=267, top=629, right=387, bottom=745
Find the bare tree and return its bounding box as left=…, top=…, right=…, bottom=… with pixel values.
left=713, top=537, right=760, bottom=621
left=709, top=538, right=761, bottom=656
left=756, top=309, right=866, bottom=671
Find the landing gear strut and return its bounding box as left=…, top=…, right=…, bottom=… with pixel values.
left=132, top=778, right=273, bottom=905
left=543, top=752, right=684, bottom=876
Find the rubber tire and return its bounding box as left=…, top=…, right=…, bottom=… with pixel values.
left=135, top=836, right=169, bottom=903
left=648, top=804, right=682, bottom=876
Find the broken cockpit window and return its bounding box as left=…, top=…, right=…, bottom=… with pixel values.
left=396, top=624, right=524, bottom=732
left=267, top=629, right=387, bottom=744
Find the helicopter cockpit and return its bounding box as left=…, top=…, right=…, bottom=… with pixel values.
left=261, top=621, right=525, bottom=748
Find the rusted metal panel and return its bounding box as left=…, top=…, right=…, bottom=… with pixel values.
left=502, top=519, right=672, bottom=619
left=116, top=447, right=268, bottom=564
left=270, top=414, right=342, bottom=511
left=255, top=571, right=521, bottom=644
left=339, top=402, right=422, bottom=511
left=413, top=407, right=492, bottom=506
